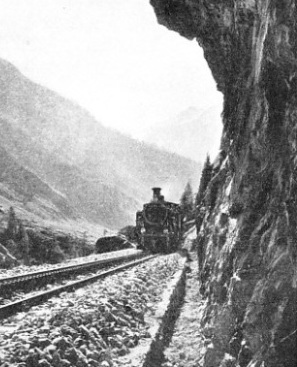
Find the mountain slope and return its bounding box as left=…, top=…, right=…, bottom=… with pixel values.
left=139, top=105, right=222, bottom=161
left=0, top=59, right=200, bottom=230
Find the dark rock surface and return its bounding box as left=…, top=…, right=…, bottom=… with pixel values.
left=95, top=236, right=133, bottom=253
left=150, top=1, right=297, bottom=366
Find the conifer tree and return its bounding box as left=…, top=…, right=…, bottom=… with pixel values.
left=17, top=221, right=30, bottom=265
left=180, top=182, right=194, bottom=221
left=195, top=154, right=213, bottom=206
left=6, top=206, right=18, bottom=240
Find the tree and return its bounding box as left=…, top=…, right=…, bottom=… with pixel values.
left=6, top=207, right=18, bottom=240
left=180, top=182, right=194, bottom=221
left=17, top=221, right=30, bottom=265
left=195, top=154, right=213, bottom=207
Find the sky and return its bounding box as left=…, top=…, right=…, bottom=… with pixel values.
left=0, top=0, right=223, bottom=150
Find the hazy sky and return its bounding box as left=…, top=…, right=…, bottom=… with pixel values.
left=0, top=0, right=222, bottom=138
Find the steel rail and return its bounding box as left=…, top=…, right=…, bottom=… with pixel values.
left=0, top=250, right=143, bottom=287
left=0, top=254, right=158, bottom=320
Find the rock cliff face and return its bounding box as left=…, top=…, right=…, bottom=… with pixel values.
left=150, top=1, right=297, bottom=366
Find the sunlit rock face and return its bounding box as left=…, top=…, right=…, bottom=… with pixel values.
left=150, top=1, right=297, bottom=366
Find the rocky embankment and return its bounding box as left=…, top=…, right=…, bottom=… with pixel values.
left=0, top=254, right=185, bottom=367
left=150, top=1, right=297, bottom=366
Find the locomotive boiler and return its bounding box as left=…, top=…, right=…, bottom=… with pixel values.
left=135, top=188, right=183, bottom=253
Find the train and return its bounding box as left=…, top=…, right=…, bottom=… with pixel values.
left=135, top=188, right=183, bottom=253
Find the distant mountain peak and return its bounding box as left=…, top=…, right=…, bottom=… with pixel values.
left=141, top=104, right=223, bottom=162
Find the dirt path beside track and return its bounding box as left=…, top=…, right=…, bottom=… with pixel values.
left=162, top=252, right=206, bottom=367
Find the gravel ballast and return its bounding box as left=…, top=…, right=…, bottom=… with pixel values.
left=0, top=253, right=145, bottom=308
left=0, top=253, right=185, bottom=367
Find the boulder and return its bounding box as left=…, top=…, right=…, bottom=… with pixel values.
left=95, top=236, right=133, bottom=253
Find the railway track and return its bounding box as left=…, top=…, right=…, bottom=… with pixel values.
left=0, top=249, right=143, bottom=296
left=0, top=253, right=157, bottom=320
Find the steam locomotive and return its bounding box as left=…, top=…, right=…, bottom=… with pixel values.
left=135, top=188, right=183, bottom=253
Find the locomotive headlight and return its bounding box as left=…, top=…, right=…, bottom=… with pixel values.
left=141, top=227, right=145, bottom=234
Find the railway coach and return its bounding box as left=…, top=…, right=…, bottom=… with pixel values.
left=135, top=188, right=183, bottom=253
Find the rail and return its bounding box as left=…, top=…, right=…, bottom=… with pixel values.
left=0, top=254, right=157, bottom=320
left=0, top=249, right=143, bottom=288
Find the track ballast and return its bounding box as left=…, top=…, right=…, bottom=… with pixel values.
left=0, top=253, right=157, bottom=320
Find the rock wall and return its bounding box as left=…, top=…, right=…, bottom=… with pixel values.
left=150, top=1, right=297, bottom=366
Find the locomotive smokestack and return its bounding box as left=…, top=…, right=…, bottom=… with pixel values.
left=152, top=187, right=161, bottom=202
